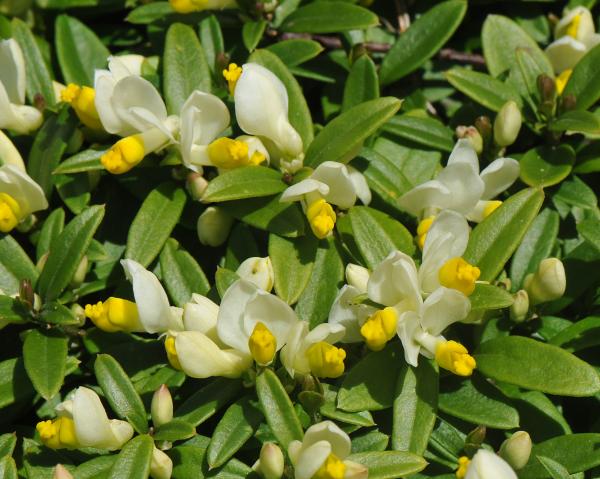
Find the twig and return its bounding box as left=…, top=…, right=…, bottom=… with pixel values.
left=438, top=48, right=486, bottom=67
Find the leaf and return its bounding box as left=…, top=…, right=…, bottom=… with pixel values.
left=207, top=397, right=263, bottom=468
left=202, top=166, right=286, bottom=203
left=23, top=329, right=68, bottom=400
left=305, top=97, right=401, bottom=168
left=445, top=67, right=521, bottom=111
left=125, top=183, right=186, bottom=268
left=379, top=0, right=467, bottom=85
left=382, top=114, right=454, bottom=152
left=563, top=43, right=600, bottom=111
left=160, top=239, right=210, bottom=307
left=320, top=385, right=375, bottom=427
left=0, top=296, right=29, bottom=325
left=242, top=19, right=266, bottom=52
left=175, top=378, right=242, bottom=427
left=520, top=145, right=575, bottom=188
left=392, top=360, right=438, bottom=455
left=536, top=456, right=571, bottom=479
left=54, top=148, right=105, bottom=174
left=11, top=18, right=55, bottom=105
left=469, top=284, right=514, bottom=311
left=510, top=209, right=559, bottom=290
left=269, top=234, right=317, bottom=305
left=215, top=268, right=240, bottom=299
left=255, top=368, right=303, bottom=448
left=249, top=49, right=313, bottom=148
left=107, top=435, right=153, bottom=479
left=0, top=234, right=38, bottom=295
left=482, top=15, right=553, bottom=77
left=266, top=39, right=323, bottom=67
left=94, top=354, right=148, bottom=434
left=0, top=433, right=17, bottom=457
left=0, top=457, right=17, bottom=479
left=74, top=456, right=117, bottom=479
left=342, top=55, right=379, bottom=112
left=549, top=316, right=600, bottom=352
left=0, top=358, right=34, bottom=408
left=281, top=1, right=378, bottom=34
left=37, top=205, right=105, bottom=302
left=163, top=22, right=211, bottom=114
left=199, top=15, right=224, bottom=72
left=464, top=188, right=544, bottom=282
left=475, top=336, right=600, bottom=397
left=346, top=451, right=428, bottom=479
left=36, top=208, right=65, bottom=261
left=38, top=301, right=80, bottom=325
left=153, top=419, right=196, bottom=442
left=55, top=14, right=109, bottom=86
left=549, top=110, right=600, bottom=136
left=336, top=206, right=415, bottom=269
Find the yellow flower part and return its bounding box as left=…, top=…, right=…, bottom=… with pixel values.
left=456, top=456, right=470, bottom=479
left=439, top=257, right=481, bottom=296
left=360, top=307, right=398, bottom=351
left=223, top=63, right=243, bottom=95
left=306, top=198, right=336, bottom=239
left=84, top=298, right=139, bottom=333
left=417, top=215, right=435, bottom=250
left=207, top=137, right=265, bottom=169
left=566, top=14, right=581, bottom=38
left=556, top=69, right=573, bottom=95
left=169, top=0, right=208, bottom=13
left=435, top=340, right=476, bottom=376
left=483, top=200, right=502, bottom=219
left=101, top=135, right=145, bottom=174
left=314, top=454, right=346, bottom=479
left=248, top=322, right=277, bottom=365
left=61, top=83, right=103, bottom=131
left=0, top=192, right=22, bottom=233
left=165, top=336, right=182, bottom=370
left=36, top=417, right=78, bottom=449
left=306, top=341, right=346, bottom=378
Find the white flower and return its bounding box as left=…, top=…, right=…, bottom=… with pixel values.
left=0, top=39, right=43, bottom=134
left=0, top=164, right=48, bottom=233
left=288, top=421, right=367, bottom=479
left=236, top=256, right=275, bottom=292
left=464, top=450, right=518, bottom=479
left=36, top=387, right=134, bottom=451
left=0, top=129, right=26, bottom=171
left=398, top=139, right=519, bottom=222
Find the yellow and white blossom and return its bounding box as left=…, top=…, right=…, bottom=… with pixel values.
left=398, top=139, right=519, bottom=223
left=0, top=39, right=42, bottom=134
left=280, top=161, right=371, bottom=238
left=169, top=0, right=237, bottom=14
left=458, top=450, right=517, bottom=479
left=288, top=421, right=367, bottom=479
left=36, top=387, right=133, bottom=450
left=0, top=164, right=48, bottom=233
left=236, top=256, right=274, bottom=292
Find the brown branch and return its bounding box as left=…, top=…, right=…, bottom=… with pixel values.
left=438, top=49, right=486, bottom=67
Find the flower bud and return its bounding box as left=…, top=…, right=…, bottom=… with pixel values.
left=499, top=431, right=532, bottom=470
left=150, top=447, right=173, bottom=479
left=255, top=443, right=284, bottom=479
left=537, top=74, right=556, bottom=104
left=186, top=172, right=208, bottom=201
left=509, top=290, right=529, bottom=323
left=494, top=101, right=522, bottom=147
left=466, top=450, right=518, bottom=479
left=196, top=206, right=234, bottom=247
left=236, top=257, right=274, bottom=292
left=69, top=255, right=88, bottom=288
left=344, top=460, right=369, bottom=479
left=561, top=94, right=577, bottom=111
left=456, top=126, right=483, bottom=154
left=524, top=258, right=566, bottom=305
left=345, top=263, right=370, bottom=292
left=53, top=464, right=74, bottom=479
left=474, top=116, right=492, bottom=147
left=70, top=303, right=86, bottom=326
left=151, top=384, right=173, bottom=428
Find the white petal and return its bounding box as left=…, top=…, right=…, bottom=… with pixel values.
left=0, top=130, right=25, bottom=171
left=305, top=322, right=346, bottom=345
left=345, top=264, right=370, bottom=293
left=0, top=82, right=42, bottom=134
left=480, top=158, right=520, bottom=200
left=545, top=36, right=587, bottom=73
left=396, top=312, right=422, bottom=367
left=240, top=135, right=270, bottom=165
left=467, top=200, right=489, bottom=223
left=436, top=162, right=485, bottom=215
left=420, top=287, right=471, bottom=336
left=347, top=165, right=372, bottom=205
left=216, top=279, right=258, bottom=351
left=108, top=54, right=145, bottom=79
left=236, top=257, right=274, bottom=292
left=311, top=161, right=356, bottom=209
left=466, top=450, right=518, bottom=479
left=183, top=294, right=220, bottom=342
left=108, top=420, right=134, bottom=449
left=280, top=179, right=328, bottom=203
left=72, top=387, right=118, bottom=449
left=368, top=251, right=419, bottom=307
left=280, top=321, right=309, bottom=377
left=397, top=180, right=453, bottom=218
left=111, top=76, right=167, bottom=133
left=0, top=39, right=25, bottom=104
left=94, top=71, right=125, bottom=135
left=555, top=6, right=595, bottom=41
left=0, top=164, right=48, bottom=216
left=302, top=421, right=351, bottom=459
left=294, top=440, right=332, bottom=479
left=328, top=285, right=375, bottom=343
left=446, top=139, right=479, bottom=172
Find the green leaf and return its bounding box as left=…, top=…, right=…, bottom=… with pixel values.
left=346, top=451, right=427, bottom=479
left=305, top=97, right=401, bottom=168
left=0, top=296, right=29, bottom=325
left=54, top=172, right=94, bottom=214
left=55, top=15, right=109, bottom=86
left=94, top=354, right=148, bottom=434
left=126, top=2, right=175, bottom=24
left=107, top=435, right=153, bottom=479
left=153, top=419, right=196, bottom=442
left=23, top=329, right=68, bottom=400
left=439, top=374, right=519, bottom=429
left=160, top=238, right=210, bottom=307
left=549, top=110, right=600, bottom=136
left=54, top=148, right=105, bottom=174
left=266, top=39, right=323, bottom=67
left=379, top=0, right=467, bottom=85
left=382, top=114, right=454, bottom=152
left=342, top=55, right=379, bottom=112
left=163, top=22, right=211, bottom=114
left=36, top=208, right=65, bottom=261
left=38, top=301, right=80, bottom=325
left=0, top=234, right=38, bottom=295
left=215, top=267, right=240, bottom=299
left=242, top=19, right=266, bottom=52
left=255, top=368, right=303, bottom=448
left=175, top=378, right=242, bottom=427
left=0, top=358, right=34, bottom=408
left=207, top=397, right=263, bottom=468
left=520, top=145, right=575, bottom=187
left=0, top=433, right=17, bottom=457
left=199, top=15, right=224, bottom=72
left=269, top=234, right=317, bottom=305
left=554, top=176, right=597, bottom=209
left=445, top=67, right=521, bottom=111
left=469, top=284, right=514, bottom=311
left=125, top=183, right=186, bottom=268
left=202, top=166, right=286, bottom=203
left=0, top=457, right=17, bottom=479
left=482, top=15, right=553, bottom=77
left=338, top=343, right=404, bottom=412
left=74, top=456, right=117, bottom=479
left=11, top=18, right=55, bottom=105
left=281, top=1, right=378, bottom=34
left=337, top=206, right=415, bottom=269
left=464, top=188, right=544, bottom=282
left=392, top=360, right=438, bottom=455
left=549, top=316, right=600, bottom=352
left=536, top=456, right=571, bottom=479
left=37, top=205, right=105, bottom=302
left=475, top=336, right=600, bottom=397
left=563, top=43, right=600, bottom=111
left=320, top=384, right=375, bottom=427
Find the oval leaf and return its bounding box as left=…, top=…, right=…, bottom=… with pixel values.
left=520, top=145, right=575, bottom=188
left=281, top=1, right=378, bottom=34
left=107, top=435, right=153, bottom=479
left=563, top=43, right=600, bottom=111
left=202, top=166, right=286, bottom=203
left=382, top=114, right=454, bottom=152
left=346, top=451, right=427, bottom=479
left=23, top=329, right=68, bottom=400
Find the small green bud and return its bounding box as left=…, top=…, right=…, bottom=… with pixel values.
left=537, top=74, right=556, bottom=103
left=151, top=384, right=173, bottom=428
left=509, top=290, right=529, bottom=323
left=69, top=256, right=88, bottom=288
left=254, top=443, right=285, bottom=479
left=456, top=126, right=483, bottom=154
left=196, top=206, right=234, bottom=247
left=186, top=172, right=208, bottom=201
left=499, top=431, right=532, bottom=470
left=524, top=258, right=566, bottom=305
left=494, top=101, right=522, bottom=147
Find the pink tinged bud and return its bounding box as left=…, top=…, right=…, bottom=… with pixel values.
left=53, top=464, right=74, bottom=479
left=256, top=443, right=284, bottom=479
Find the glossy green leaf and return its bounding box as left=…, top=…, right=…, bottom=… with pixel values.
left=36, top=208, right=65, bottom=261
left=0, top=433, right=17, bottom=457
left=0, top=296, right=29, bottom=325
left=23, top=329, right=68, bottom=400
left=0, top=358, right=34, bottom=408
left=320, top=385, right=375, bottom=427
left=0, top=235, right=38, bottom=295
left=74, top=456, right=117, bottom=479
left=281, top=1, right=378, bottom=34
left=520, top=145, right=575, bottom=187
left=153, top=419, right=196, bottom=442
left=549, top=316, right=600, bottom=352
left=215, top=267, right=239, bottom=299
left=38, top=301, right=80, bottom=325
left=346, top=451, right=428, bottom=479
left=242, top=19, right=266, bottom=52
left=342, top=55, right=379, bottom=112
left=536, top=456, right=571, bottom=479
left=198, top=15, right=224, bottom=72
left=469, top=284, right=514, bottom=311
left=175, top=378, right=242, bottom=427
left=563, top=43, right=600, bottom=110
left=202, top=166, right=286, bottom=203
left=54, top=148, right=105, bottom=174
left=107, top=435, right=153, bottom=479
left=266, top=39, right=323, bottom=67
left=549, top=110, right=600, bottom=136
left=382, top=114, right=454, bottom=152
left=0, top=456, right=17, bottom=479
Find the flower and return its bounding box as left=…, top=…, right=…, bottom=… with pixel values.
left=280, top=161, right=371, bottom=238
left=36, top=387, right=133, bottom=450
left=545, top=7, right=600, bottom=74
left=458, top=450, right=517, bottom=479
left=169, top=0, right=237, bottom=14
left=288, top=421, right=367, bottom=479
left=0, top=129, right=26, bottom=171
left=236, top=256, right=275, bottom=292
left=60, top=83, right=102, bottom=130
left=398, top=139, right=519, bottom=223
left=0, top=164, right=48, bottom=233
